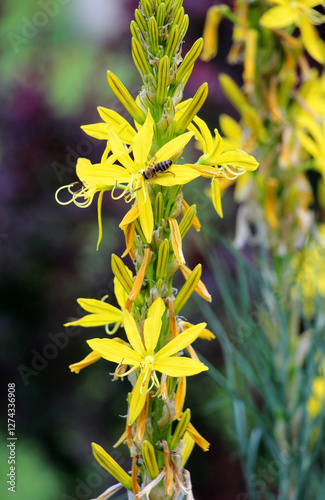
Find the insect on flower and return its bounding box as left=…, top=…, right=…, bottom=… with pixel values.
left=142, top=159, right=174, bottom=180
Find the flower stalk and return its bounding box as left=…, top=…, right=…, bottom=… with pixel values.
left=57, top=1, right=258, bottom=498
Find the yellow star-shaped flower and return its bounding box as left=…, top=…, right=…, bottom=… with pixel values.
left=58, top=111, right=199, bottom=244
left=87, top=298, right=208, bottom=424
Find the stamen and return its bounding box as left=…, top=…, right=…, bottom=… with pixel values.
left=55, top=184, right=76, bottom=205
left=111, top=181, right=130, bottom=200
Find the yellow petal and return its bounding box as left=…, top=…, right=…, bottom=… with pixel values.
left=152, top=164, right=200, bottom=186
left=180, top=321, right=215, bottom=340
left=81, top=123, right=111, bottom=141
left=128, top=369, right=150, bottom=425
left=87, top=338, right=142, bottom=365
left=168, top=218, right=185, bottom=264
left=154, top=356, right=208, bottom=377
left=155, top=132, right=195, bottom=163
left=114, top=275, right=130, bottom=310
left=192, top=116, right=213, bottom=152
left=97, top=107, right=136, bottom=144
left=119, top=204, right=139, bottom=230
left=218, top=150, right=259, bottom=170
left=211, top=177, right=223, bottom=218
left=128, top=246, right=152, bottom=301
left=107, top=130, right=137, bottom=174
left=133, top=111, right=154, bottom=170
left=181, top=432, right=195, bottom=467
left=143, top=297, right=165, bottom=353
left=69, top=352, right=101, bottom=373
left=186, top=423, right=210, bottom=451
left=259, top=6, right=298, bottom=29
left=77, top=159, right=131, bottom=186
left=156, top=322, right=207, bottom=359
left=137, top=176, right=154, bottom=243
left=175, top=376, right=186, bottom=418
left=121, top=223, right=136, bottom=259
left=299, top=17, right=325, bottom=64
left=123, top=309, right=146, bottom=356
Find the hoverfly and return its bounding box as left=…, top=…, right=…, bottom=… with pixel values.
left=142, top=159, right=173, bottom=180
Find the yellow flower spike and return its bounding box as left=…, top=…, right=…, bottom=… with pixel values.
left=174, top=263, right=203, bottom=314
left=162, top=440, right=174, bottom=496
left=132, top=37, right=152, bottom=78
left=156, top=239, right=170, bottom=280
left=157, top=56, right=170, bottom=106
left=175, top=38, right=204, bottom=87
left=179, top=204, right=197, bottom=239
left=107, top=71, right=146, bottom=125
left=111, top=254, right=139, bottom=303
left=201, top=6, right=223, bottom=62
left=170, top=408, right=191, bottom=450
left=182, top=200, right=201, bottom=231
left=148, top=17, right=159, bottom=54
left=131, top=456, right=140, bottom=496
left=265, top=178, right=279, bottom=230
left=69, top=351, right=101, bottom=374
left=119, top=204, right=139, bottom=230
left=175, top=376, right=186, bottom=419
left=186, top=423, right=210, bottom=451
left=174, top=83, right=209, bottom=135
left=142, top=441, right=160, bottom=480
left=92, top=443, right=133, bottom=491
left=64, top=298, right=124, bottom=328
left=179, top=263, right=212, bottom=303
left=243, top=29, right=258, bottom=93
left=180, top=321, right=215, bottom=341
left=211, top=177, right=223, bottom=218
left=168, top=218, right=185, bottom=265
left=121, top=223, right=136, bottom=260
left=181, top=432, right=195, bottom=467
left=128, top=246, right=152, bottom=302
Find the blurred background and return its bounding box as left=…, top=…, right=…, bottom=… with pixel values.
left=0, top=1, right=245, bottom=498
